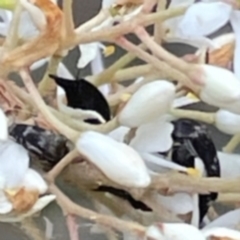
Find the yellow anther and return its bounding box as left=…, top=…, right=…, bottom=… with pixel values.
left=186, top=92, right=200, bottom=101
left=103, top=46, right=115, bottom=57
left=120, top=93, right=132, bottom=102
left=186, top=167, right=201, bottom=177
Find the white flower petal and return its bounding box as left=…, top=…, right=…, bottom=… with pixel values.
left=141, top=153, right=188, bottom=173
left=44, top=216, right=54, bottom=239
left=0, top=108, right=8, bottom=141
left=218, top=151, right=240, bottom=179
left=215, top=109, right=240, bottom=135
left=0, top=9, right=12, bottom=23
left=0, top=191, right=12, bottom=214
left=0, top=195, right=56, bottom=222
left=230, top=10, right=240, bottom=80
left=0, top=22, right=9, bottom=36
left=57, top=63, right=75, bottom=80
left=145, top=223, right=205, bottom=240
left=118, top=81, right=175, bottom=128
left=90, top=45, right=104, bottom=75
left=173, top=95, right=199, bottom=108
left=0, top=139, right=29, bottom=189
left=29, top=195, right=55, bottom=215
left=203, top=209, right=240, bottom=230
left=130, top=118, right=174, bottom=153
left=19, top=10, right=39, bottom=39
left=98, top=84, right=110, bottom=96
left=22, top=169, right=48, bottom=194
left=78, top=43, right=99, bottom=69
left=76, top=131, right=151, bottom=188
left=191, top=194, right=199, bottom=227
left=178, top=2, right=232, bottom=37
left=156, top=193, right=193, bottom=215
left=199, top=65, right=240, bottom=111
left=20, top=0, right=46, bottom=31
left=101, top=0, right=115, bottom=8
left=108, top=126, right=130, bottom=142
left=202, top=227, right=240, bottom=239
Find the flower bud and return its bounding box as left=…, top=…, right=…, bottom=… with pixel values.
left=145, top=223, right=205, bottom=240
left=76, top=131, right=151, bottom=188
left=215, top=109, right=240, bottom=135
left=118, top=81, right=175, bottom=128
left=197, top=65, right=240, bottom=113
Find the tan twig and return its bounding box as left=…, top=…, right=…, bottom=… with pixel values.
left=3, top=1, right=22, bottom=51
left=170, top=109, right=216, bottom=124
left=223, top=134, right=240, bottom=153
left=49, top=184, right=146, bottom=235
left=19, top=68, right=79, bottom=141
left=154, top=0, right=166, bottom=44
left=38, top=55, right=62, bottom=99
left=68, top=6, right=187, bottom=47
left=63, top=0, right=74, bottom=36
left=47, top=149, right=79, bottom=182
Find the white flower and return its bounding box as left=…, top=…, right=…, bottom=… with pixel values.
left=215, top=109, right=240, bottom=135
left=0, top=195, right=56, bottom=222
left=76, top=131, right=151, bottom=188
left=218, top=151, right=240, bottom=179
left=177, top=2, right=232, bottom=38
left=0, top=108, right=55, bottom=220
left=118, top=81, right=175, bottom=128
left=145, top=223, right=205, bottom=240
left=195, top=64, right=240, bottom=113
left=164, top=1, right=232, bottom=50
left=203, top=208, right=240, bottom=230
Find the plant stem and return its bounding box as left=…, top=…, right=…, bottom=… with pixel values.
left=223, top=134, right=240, bottom=153
left=170, top=109, right=215, bottom=124
left=75, top=9, right=110, bottom=34
left=38, top=55, right=62, bottom=99
left=69, top=6, right=187, bottom=47
left=90, top=43, right=147, bottom=86
left=107, top=73, right=162, bottom=106
left=154, top=0, right=166, bottom=44
left=63, top=0, right=74, bottom=36
left=217, top=193, right=240, bottom=203
left=49, top=184, right=146, bottom=235
left=66, top=214, right=80, bottom=240
left=116, top=37, right=191, bottom=88
left=47, top=149, right=79, bottom=182
left=3, top=1, right=22, bottom=51
left=20, top=68, right=79, bottom=141
left=134, top=27, right=203, bottom=93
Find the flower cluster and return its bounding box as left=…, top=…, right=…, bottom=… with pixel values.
left=1, top=0, right=240, bottom=240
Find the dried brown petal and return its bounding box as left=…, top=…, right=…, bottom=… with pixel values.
left=5, top=188, right=39, bottom=213
left=208, top=42, right=235, bottom=68
left=1, top=0, right=63, bottom=70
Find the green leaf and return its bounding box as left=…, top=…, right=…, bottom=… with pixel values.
left=0, top=0, right=16, bottom=10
